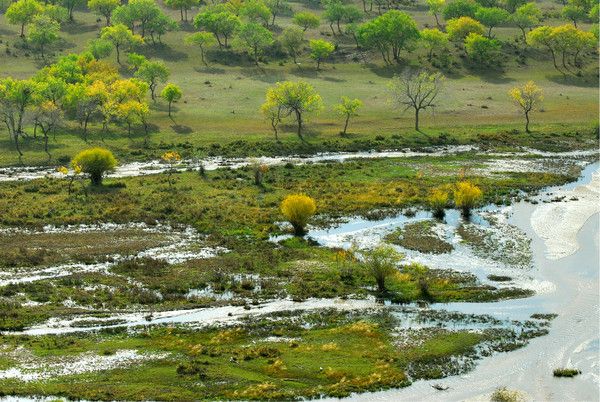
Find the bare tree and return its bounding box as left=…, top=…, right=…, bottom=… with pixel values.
left=388, top=70, right=445, bottom=132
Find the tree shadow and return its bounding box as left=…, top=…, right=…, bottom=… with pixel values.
left=61, top=21, right=99, bottom=35
left=545, top=72, right=599, bottom=88
left=322, top=76, right=346, bottom=83
left=193, top=66, right=226, bottom=74
left=289, top=67, right=318, bottom=79
left=239, top=67, right=286, bottom=83
left=171, top=124, right=193, bottom=134
left=140, top=44, right=189, bottom=62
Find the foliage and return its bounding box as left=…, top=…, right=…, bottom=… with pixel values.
left=193, top=5, right=241, bottom=48
left=232, top=22, right=274, bottom=66
left=334, top=96, right=362, bottom=135
left=71, top=147, right=117, bottom=185
left=88, top=0, right=119, bottom=25
left=426, top=0, right=446, bottom=27
left=443, top=0, right=480, bottom=20
left=281, top=194, right=317, bottom=235
left=27, top=14, right=60, bottom=58
left=279, top=26, right=304, bottom=63
left=262, top=81, right=323, bottom=139
left=453, top=181, right=482, bottom=216
left=309, top=39, right=335, bottom=70
left=240, top=0, right=271, bottom=27
left=293, top=11, right=320, bottom=31
left=134, top=60, right=169, bottom=101
left=511, top=3, right=541, bottom=41
left=464, top=32, right=502, bottom=66
left=100, top=23, right=143, bottom=64
left=185, top=32, right=216, bottom=66
left=161, top=83, right=182, bottom=118
left=164, top=0, right=199, bottom=22
left=86, top=38, right=113, bottom=60
left=357, top=10, right=420, bottom=65
left=420, top=28, right=449, bottom=59
left=6, top=0, right=44, bottom=37
left=359, top=245, right=403, bottom=293
left=428, top=188, right=449, bottom=218
left=446, top=16, right=485, bottom=41
left=509, top=81, right=542, bottom=133
left=474, top=7, right=509, bottom=37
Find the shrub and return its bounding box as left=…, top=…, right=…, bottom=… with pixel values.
left=360, top=245, right=403, bottom=293
left=491, top=387, right=524, bottom=402
left=428, top=188, right=449, bottom=218
left=553, top=368, right=581, bottom=377
left=280, top=194, right=316, bottom=236
left=454, top=181, right=483, bottom=216
left=71, top=147, right=117, bottom=185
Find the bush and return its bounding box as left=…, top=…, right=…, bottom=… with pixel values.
left=553, top=368, right=581, bottom=377
left=491, top=387, right=524, bottom=402
left=454, top=181, right=483, bottom=216
left=71, top=147, right=117, bottom=186
left=280, top=194, right=316, bottom=236
left=428, top=188, right=449, bottom=219
left=360, top=245, right=403, bottom=293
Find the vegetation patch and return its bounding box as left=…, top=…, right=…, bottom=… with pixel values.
left=553, top=368, right=582, bottom=377
left=385, top=220, right=453, bottom=254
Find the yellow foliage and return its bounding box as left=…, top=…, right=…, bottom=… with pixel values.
left=57, top=166, right=69, bottom=175
left=321, top=342, right=339, bottom=351
left=161, top=151, right=182, bottom=164
left=454, top=181, right=483, bottom=214
left=428, top=188, right=449, bottom=211
left=509, top=81, right=543, bottom=112
left=281, top=194, right=317, bottom=235
left=209, top=328, right=244, bottom=344
left=266, top=358, right=287, bottom=375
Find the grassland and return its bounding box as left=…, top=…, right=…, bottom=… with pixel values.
left=0, top=0, right=598, bottom=167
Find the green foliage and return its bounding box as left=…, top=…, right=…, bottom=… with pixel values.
left=134, top=60, right=169, bottom=101
left=233, top=22, right=274, bottom=66
left=163, top=0, right=199, bottom=21
left=279, top=26, right=304, bottom=63
left=334, top=96, right=362, bottom=135
left=446, top=16, right=485, bottom=41
left=27, top=14, right=60, bottom=58
left=193, top=6, right=241, bottom=48
left=357, top=10, right=420, bottom=65
left=6, top=0, right=43, bottom=36
left=511, top=3, right=541, bottom=41
left=443, top=0, right=480, bottom=20
left=359, top=245, right=403, bottom=293
left=309, top=39, right=334, bottom=70
left=71, top=147, right=117, bottom=185
left=239, top=0, right=271, bottom=27
left=420, top=28, right=449, bottom=59
left=474, top=7, right=510, bottom=37
left=87, top=0, right=119, bottom=25
left=161, top=83, right=182, bottom=117
left=464, top=32, right=502, bottom=66
left=185, top=32, right=217, bottom=66
left=561, top=4, right=586, bottom=26
left=100, top=23, right=143, bottom=64
left=293, top=11, right=320, bottom=31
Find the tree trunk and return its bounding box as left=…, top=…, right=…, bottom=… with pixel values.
left=91, top=172, right=102, bottom=186
left=20, top=23, right=25, bottom=37
left=434, top=13, right=441, bottom=29
left=414, top=108, right=420, bottom=131
left=525, top=110, right=530, bottom=133
left=13, top=132, right=23, bottom=157
left=295, top=110, right=303, bottom=139
left=43, top=129, right=50, bottom=160
left=342, top=115, right=349, bottom=135
left=116, top=45, right=121, bottom=64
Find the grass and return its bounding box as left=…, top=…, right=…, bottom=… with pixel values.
left=491, top=387, right=524, bottom=402
left=553, top=368, right=582, bottom=377
left=385, top=219, right=454, bottom=254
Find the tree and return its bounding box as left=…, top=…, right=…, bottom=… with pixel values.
left=323, top=0, right=346, bottom=35
left=442, top=0, right=480, bottom=20
left=115, top=100, right=149, bottom=137
left=279, top=26, right=304, bottom=63
left=509, top=81, right=542, bottom=133
left=309, top=39, right=334, bottom=70
left=71, top=147, right=117, bottom=185
left=562, top=5, right=586, bottom=27
left=446, top=16, right=485, bottom=41
left=6, top=0, right=43, bottom=37
left=27, top=14, right=60, bottom=58
left=474, top=7, right=509, bottom=37
left=185, top=32, right=216, bottom=66
left=233, top=22, right=274, bottom=66
left=161, top=151, right=181, bottom=187
left=31, top=100, right=62, bottom=159
left=112, top=0, right=165, bottom=38
left=42, top=4, right=68, bottom=23
left=100, top=23, right=143, bottom=64
left=454, top=181, right=482, bottom=217
left=427, top=0, right=446, bottom=28
left=464, top=32, right=502, bottom=66
left=280, top=194, right=316, bottom=236
left=61, top=0, right=84, bottom=21
left=527, top=26, right=560, bottom=71
left=512, top=2, right=541, bottom=42
left=146, top=13, right=178, bottom=45
left=388, top=71, right=444, bottom=131
left=420, top=28, right=449, bottom=59
left=357, top=10, right=420, bottom=65
left=360, top=245, right=403, bottom=293
left=87, top=38, right=113, bottom=59
left=161, top=83, right=182, bottom=118
left=164, top=0, right=198, bottom=21
left=88, top=0, right=118, bottom=25
left=293, top=11, right=320, bottom=31
left=0, top=78, right=38, bottom=158
left=334, top=96, right=362, bottom=135
left=240, top=0, right=271, bottom=27
left=127, top=52, right=147, bottom=71
left=549, top=24, right=594, bottom=72
left=135, top=60, right=169, bottom=101
left=262, top=81, right=323, bottom=139
left=260, top=99, right=283, bottom=140
left=63, top=81, right=107, bottom=140
left=193, top=6, right=241, bottom=48
left=265, top=0, right=289, bottom=26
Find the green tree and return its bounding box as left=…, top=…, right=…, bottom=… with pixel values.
left=161, top=83, right=182, bottom=118
left=360, top=245, right=403, bottom=293
left=265, top=0, right=289, bottom=26
left=146, top=13, right=178, bottom=45
left=27, top=14, right=60, bottom=58
left=474, top=7, right=509, bottom=37
left=293, top=11, right=320, bottom=31
left=61, top=0, right=84, bottom=21
left=100, top=23, right=143, bottom=64
left=71, top=147, right=117, bottom=185
left=323, top=0, right=346, bottom=35
left=279, top=26, right=304, bottom=63
left=134, top=60, right=169, bottom=101
left=185, top=31, right=217, bottom=66
left=527, top=26, right=560, bottom=71
left=464, top=32, right=502, bottom=66
left=388, top=71, right=445, bottom=131
left=357, top=10, right=420, bottom=65
left=309, top=39, right=334, bottom=70
left=446, top=16, right=485, bottom=41
left=88, top=0, right=119, bottom=25
left=427, top=0, right=446, bottom=28
left=512, top=2, right=541, bottom=41
left=6, top=0, right=43, bottom=37
left=562, top=5, right=586, bottom=27
left=164, top=0, right=198, bottom=21
left=262, top=81, right=323, bottom=139
left=549, top=24, right=595, bottom=72
left=240, top=0, right=271, bottom=27
left=420, top=28, right=449, bottom=59
left=233, top=22, right=274, bottom=66
left=443, top=0, right=480, bottom=20
left=31, top=100, right=62, bottom=159
left=86, top=38, right=113, bottom=59
left=334, top=96, right=362, bottom=135
left=0, top=78, right=38, bottom=158
left=193, top=6, right=241, bottom=48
